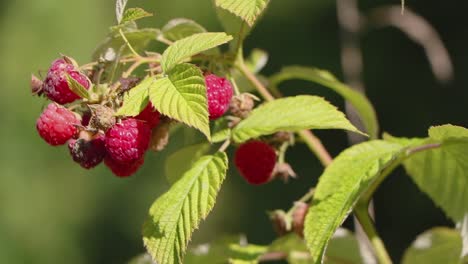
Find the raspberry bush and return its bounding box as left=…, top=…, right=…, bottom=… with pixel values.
left=29, top=1, right=468, bottom=263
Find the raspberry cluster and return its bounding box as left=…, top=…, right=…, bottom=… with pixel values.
left=34, top=57, right=161, bottom=177
left=32, top=57, right=233, bottom=178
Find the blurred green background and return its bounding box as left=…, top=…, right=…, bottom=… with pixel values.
left=1, top=0, right=467, bottom=263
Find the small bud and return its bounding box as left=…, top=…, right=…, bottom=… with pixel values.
left=31, top=74, right=43, bottom=96
left=272, top=132, right=293, bottom=144
left=88, top=105, right=116, bottom=131
left=292, top=202, right=309, bottom=238
left=229, top=93, right=255, bottom=118
left=150, top=117, right=172, bottom=152
left=120, top=77, right=141, bottom=93
left=269, top=210, right=291, bottom=236
left=272, top=163, right=297, bottom=182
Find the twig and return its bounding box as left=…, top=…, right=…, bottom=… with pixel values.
left=355, top=205, right=393, bottom=264
left=258, top=251, right=288, bottom=262
left=406, top=142, right=441, bottom=155
left=119, top=29, right=141, bottom=58
left=157, top=35, right=174, bottom=46
left=218, top=139, right=231, bottom=152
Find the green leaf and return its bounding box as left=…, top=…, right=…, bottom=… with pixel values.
left=185, top=235, right=245, bottom=264
left=227, top=244, right=268, bottom=264
left=231, top=95, right=365, bottom=143
left=149, top=63, right=210, bottom=139
left=326, top=228, right=363, bottom=264
left=162, top=18, right=207, bottom=42
left=214, top=6, right=252, bottom=51
left=228, top=49, right=269, bottom=94
left=165, top=143, right=211, bottom=184
left=161, top=33, right=233, bottom=72
left=143, top=152, right=229, bottom=264
left=115, top=0, right=129, bottom=24
left=93, top=28, right=159, bottom=60
left=65, top=74, right=90, bottom=100
left=215, top=0, right=270, bottom=27
left=268, top=230, right=362, bottom=264
left=304, top=140, right=413, bottom=263
left=116, top=77, right=153, bottom=116
left=429, top=124, right=468, bottom=141
left=402, top=124, right=468, bottom=221
left=270, top=66, right=379, bottom=139
left=268, top=233, right=311, bottom=264
left=402, top=227, right=463, bottom=264
left=120, top=8, right=153, bottom=24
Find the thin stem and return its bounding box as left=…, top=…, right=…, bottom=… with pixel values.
left=79, top=62, right=98, bottom=70
left=361, top=142, right=442, bottom=204
left=297, top=130, right=333, bottom=167
left=122, top=60, right=146, bottom=78
left=157, top=35, right=174, bottom=46
left=355, top=206, right=393, bottom=264
left=122, top=56, right=160, bottom=78
left=229, top=76, right=241, bottom=96
left=119, top=29, right=141, bottom=58
left=278, top=142, right=288, bottom=164
left=258, top=252, right=288, bottom=262
left=407, top=142, right=441, bottom=155
left=218, top=139, right=231, bottom=152
left=286, top=188, right=316, bottom=216
left=360, top=157, right=404, bottom=205
left=234, top=23, right=246, bottom=58
left=237, top=62, right=274, bottom=101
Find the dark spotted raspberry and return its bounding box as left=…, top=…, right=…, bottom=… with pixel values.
left=68, top=134, right=106, bottom=169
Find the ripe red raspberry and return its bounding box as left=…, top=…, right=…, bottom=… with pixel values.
left=136, top=103, right=161, bottom=128
left=234, top=140, right=277, bottom=185
left=43, top=58, right=90, bottom=104
left=204, top=74, right=233, bottom=120
left=104, top=156, right=144, bottom=177
left=36, top=103, right=79, bottom=146
left=105, top=118, right=151, bottom=164
left=68, top=134, right=106, bottom=169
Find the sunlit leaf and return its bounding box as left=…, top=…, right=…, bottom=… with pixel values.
left=304, top=140, right=413, bottom=263
left=232, top=95, right=365, bottom=143
left=270, top=66, right=379, bottom=139
left=149, top=63, right=210, bottom=139
left=402, top=227, right=463, bottom=264
left=143, top=152, right=229, bottom=264
left=161, top=33, right=232, bottom=72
